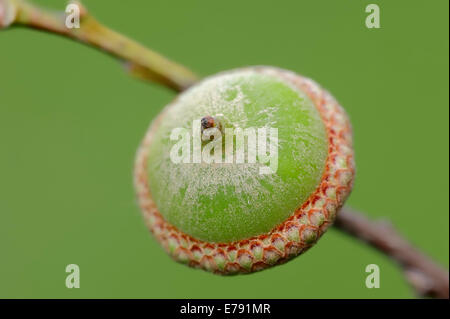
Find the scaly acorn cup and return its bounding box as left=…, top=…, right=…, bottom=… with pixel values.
left=134, top=66, right=355, bottom=275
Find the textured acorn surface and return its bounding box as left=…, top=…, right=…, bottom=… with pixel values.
left=145, top=69, right=328, bottom=243
left=135, top=66, right=355, bottom=274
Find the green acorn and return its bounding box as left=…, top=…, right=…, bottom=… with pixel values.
left=135, top=66, right=354, bottom=274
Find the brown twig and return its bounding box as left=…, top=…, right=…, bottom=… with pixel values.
left=335, top=207, right=449, bottom=299
left=1, top=0, right=448, bottom=299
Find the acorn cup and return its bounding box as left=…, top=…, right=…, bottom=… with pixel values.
left=134, top=66, right=355, bottom=275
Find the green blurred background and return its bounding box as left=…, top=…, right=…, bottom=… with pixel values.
left=0, top=0, right=448, bottom=298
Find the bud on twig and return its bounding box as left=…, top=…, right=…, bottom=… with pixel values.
left=0, top=0, right=17, bottom=28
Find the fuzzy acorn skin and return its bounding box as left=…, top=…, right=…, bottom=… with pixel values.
left=145, top=69, right=329, bottom=243
left=134, top=66, right=355, bottom=275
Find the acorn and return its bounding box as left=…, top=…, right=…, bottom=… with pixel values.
left=134, top=66, right=355, bottom=274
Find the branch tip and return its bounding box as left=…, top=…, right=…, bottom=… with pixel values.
left=1, top=0, right=198, bottom=91
left=336, top=207, right=449, bottom=299
left=0, top=0, right=18, bottom=28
